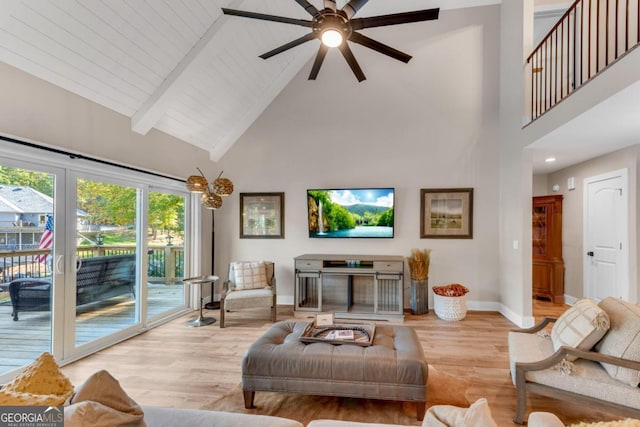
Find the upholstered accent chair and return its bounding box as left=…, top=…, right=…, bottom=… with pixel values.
left=220, top=261, right=276, bottom=328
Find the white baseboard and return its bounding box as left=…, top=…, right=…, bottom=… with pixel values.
left=563, top=294, right=577, bottom=305
left=499, top=303, right=535, bottom=328
left=466, top=300, right=501, bottom=311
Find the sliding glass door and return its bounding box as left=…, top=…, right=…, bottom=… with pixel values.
left=0, top=148, right=191, bottom=382
left=147, top=190, right=186, bottom=320
left=73, top=177, right=140, bottom=348
left=0, top=161, right=63, bottom=376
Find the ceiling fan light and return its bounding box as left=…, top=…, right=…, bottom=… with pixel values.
left=186, top=175, right=208, bottom=193
left=321, top=29, right=343, bottom=47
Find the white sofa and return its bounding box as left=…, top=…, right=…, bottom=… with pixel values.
left=143, top=406, right=304, bottom=427
left=509, top=297, right=640, bottom=424
left=142, top=408, right=563, bottom=427
left=306, top=416, right=559, bottom=427
left=142, top=403, right=563, bottom=427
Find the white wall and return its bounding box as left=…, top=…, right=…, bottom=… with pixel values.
left=546, top=145, right=640, bottom=301
left=215, top=6, right=502, bottom=309
left=498, top=0, right=535, bottom=326
left=0, top=63, right=212, bottom=179
left=533, top=5, right=571, bottom=46
left=532, top=175, right=549, bottom=196
left=0, top=62, right=218, bottom=277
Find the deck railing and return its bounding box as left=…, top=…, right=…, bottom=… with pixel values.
left=0, top=245, right=184, bottom=284
left=528, top=0, right=640, bottom=120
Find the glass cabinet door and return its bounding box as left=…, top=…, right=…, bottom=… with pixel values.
left=532, top=205, right=548, bottom=257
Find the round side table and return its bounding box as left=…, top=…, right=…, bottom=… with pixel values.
left=183, top=275, right=219, bottom=327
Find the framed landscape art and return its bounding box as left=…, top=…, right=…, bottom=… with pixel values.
left=240, top=192, right=284, bottom=238
left=420, top=188, right=473, bottom=239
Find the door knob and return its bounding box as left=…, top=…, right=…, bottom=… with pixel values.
left=587, top=251, right=594, bottom=257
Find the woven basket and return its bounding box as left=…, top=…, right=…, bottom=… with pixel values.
left=434, top=293, right=467, bottom=321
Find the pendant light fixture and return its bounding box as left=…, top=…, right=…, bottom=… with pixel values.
left=186, top=168, right=234, bottom=209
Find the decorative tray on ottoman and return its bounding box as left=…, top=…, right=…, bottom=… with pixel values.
left=299, top=320, right=376, bottom=347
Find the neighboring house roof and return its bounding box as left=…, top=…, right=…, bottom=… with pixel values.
left=0, top=186, right=53, bottom=215
left=0, top=197, right=22, bottom=213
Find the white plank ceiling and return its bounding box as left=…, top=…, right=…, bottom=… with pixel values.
left=0, top=0, right=502, bottom=161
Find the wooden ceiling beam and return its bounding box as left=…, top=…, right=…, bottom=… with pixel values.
left=131, top=0, right=244, bottom=137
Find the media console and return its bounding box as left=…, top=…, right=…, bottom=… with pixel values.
left=294, top=254, right=405, bottom=322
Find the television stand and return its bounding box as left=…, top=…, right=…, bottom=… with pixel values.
left=294, top=254, right=404, bottom=322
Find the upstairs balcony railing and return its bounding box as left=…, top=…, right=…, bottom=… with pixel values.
left=529, top=0, right=640, bottom=120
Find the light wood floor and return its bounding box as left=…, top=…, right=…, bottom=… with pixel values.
left=60, top=300, right=621, bottom=426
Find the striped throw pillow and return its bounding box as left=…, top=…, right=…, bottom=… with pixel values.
left=551, top=298, right=610, bottom=361
left=231, top=261, right=268, bottom=290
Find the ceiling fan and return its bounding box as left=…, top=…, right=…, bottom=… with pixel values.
left=222, top=0, right=439, bottom=82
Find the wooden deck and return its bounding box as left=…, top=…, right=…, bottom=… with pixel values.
left=0, top=282, right=184, bottom=374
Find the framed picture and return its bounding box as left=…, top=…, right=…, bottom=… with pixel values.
left=240, top=192, right=285, bottom=238
left=420, top=188, right=473, bottom=239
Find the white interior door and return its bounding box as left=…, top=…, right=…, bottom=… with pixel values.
left=583, top=169, right=629, bottom=302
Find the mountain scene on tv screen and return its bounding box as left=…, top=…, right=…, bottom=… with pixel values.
left=308, top=189, right=394, bottom=238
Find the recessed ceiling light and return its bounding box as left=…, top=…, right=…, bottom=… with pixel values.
left=545, top=157, right=556, bottom=163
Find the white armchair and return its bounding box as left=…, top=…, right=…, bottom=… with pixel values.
left=219, top=261, right=276, bottom=328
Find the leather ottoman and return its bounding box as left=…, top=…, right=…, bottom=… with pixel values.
left=242, top=321, right=428, bottom=420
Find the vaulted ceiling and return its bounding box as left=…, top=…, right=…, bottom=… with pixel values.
left=0, top=0, right=501, bottom=161
left=7, top=0, right=627, bottom=175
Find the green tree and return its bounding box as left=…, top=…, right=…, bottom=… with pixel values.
left=0, top=166, right=53, bottom=196
left=149, top=193, right=184, bottom=239
left=332, top=204, right=356, bottom=230
left=308, top=190, right=331, bottom=210
left=377, top=208, right=394, bottom=227
left=308, top=190, right=356, bottom=231
left=77, top=180, right=136, bottom=227
left=362, top=211, right=377, bottom=226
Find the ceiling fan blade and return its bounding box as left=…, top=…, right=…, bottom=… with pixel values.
left=308, top=44, right=329, bottom=80
left=351, top=8, right=439, bottom=30
left=222, top=8, right=313, bottom=28
left=260, top=32, right=318, bottom=59
left=349, top=31, right=412, bottom=63
left=295, top=0, right=320, bottom=17
left=343, top=0, right=369, bottom=19
left=324, top=0, right=337, bottom=11
left=338, top=43, right=366, bottom=82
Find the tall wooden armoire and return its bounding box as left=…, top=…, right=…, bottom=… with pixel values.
left=532, top=195, right=564, bottom=303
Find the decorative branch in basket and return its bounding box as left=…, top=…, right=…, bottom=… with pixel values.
left=432, top=283, right=469, bottom=297
left=407, top=248, right=431, bottom=281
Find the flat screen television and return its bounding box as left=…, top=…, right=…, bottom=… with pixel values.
left=307, top=188, right=395, bottom=238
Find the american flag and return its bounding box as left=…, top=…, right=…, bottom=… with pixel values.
left=35, top=214, right=53, bottom=263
